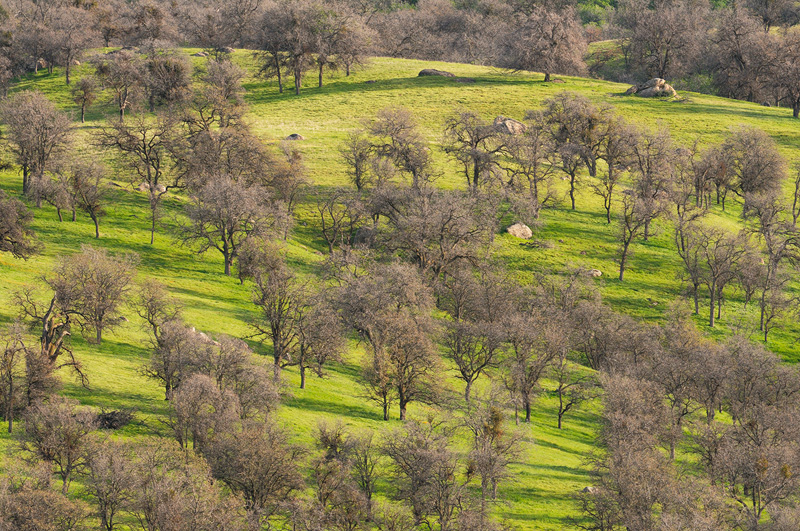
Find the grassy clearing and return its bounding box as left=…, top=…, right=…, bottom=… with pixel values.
left=1, top=52, right=799, bottom=529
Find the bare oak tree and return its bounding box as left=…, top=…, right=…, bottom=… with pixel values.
left=98, top=111, right=179, bottom=244
left=1, top=90, right=72, bottom=196
left=0, top=190, right=39, bottom=259
left=47, top=245, right=139, bottom=344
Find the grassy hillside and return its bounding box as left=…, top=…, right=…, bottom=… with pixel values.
left=1, top=53, right=799, bottom=529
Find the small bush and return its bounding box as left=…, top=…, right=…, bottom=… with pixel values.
left=96, top=408, right=134, bottom=430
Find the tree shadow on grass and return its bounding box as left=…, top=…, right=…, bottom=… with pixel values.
left=244, top=74, right=547, bottom=108
left=284, top=395, right=379, bottom=421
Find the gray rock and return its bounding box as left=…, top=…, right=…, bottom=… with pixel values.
left=494, top=116, right=527, bottom=135
left=626, top=78, right=676, bottom=98
left=588, top=269, right=602, bottom=278
left=418, top=69, right=455, bottom=77
left=507, top=222, right=533, bottom=239
left=285, top=133, right=305, bottom=141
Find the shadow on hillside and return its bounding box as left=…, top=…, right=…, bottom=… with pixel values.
left=285, top=395, right=378, bottom=420
left=169, top=283, right=248, bottom=307
left=244, top=74, right=557, bottom=107
left=534, top=437, right=590, bottom=458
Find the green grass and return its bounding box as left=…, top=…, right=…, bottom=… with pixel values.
left=2, top=52, right=800, bottom=529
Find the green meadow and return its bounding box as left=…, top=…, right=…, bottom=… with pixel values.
left=1, top=52, right=799, bottom=529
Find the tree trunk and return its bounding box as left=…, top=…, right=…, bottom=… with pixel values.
left=294, top=67, right=302, bottom=95
left=793, top=102, right=799, bottom=119
left=709, top=282, right=716, bottom=327
left=92, top=214, right=99, bottom=239
left=57, top=208, right=63, bottom=222
left=524, top=397, right=531, bottom=423
left=399, top=401, right=406, bottom=421
left=96, top=327, right=102, bottom=344
left=72, top=208, right=76, bottom=222
left=544, top=72, right=550, bottom=82
left=6, top=376, right=12, bottom=433
left=65, top=63, right=71, bottom=85
left=619, top=241, right=630, bottom=281
left=300, top=365, right=306, bottom=389
left=570, top=175, right=576, bottom=210
left=382, top=401, right=389, bottom=421
left=464, top=380, right=472, bottom=403
left=275, top=57, right=283, bottom=93
left=318, top=62, right=323, bottom=88
left=80, top=103, right=86, bottom=123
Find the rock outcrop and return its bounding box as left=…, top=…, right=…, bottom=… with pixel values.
left=494, top=116, right=527, bottom=135
left=625, top=78, right=677, bottom=98
left=418, top=69, right=455, bottom=77
left=507, top=222, right=533, bottom=239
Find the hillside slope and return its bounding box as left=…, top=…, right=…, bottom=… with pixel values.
left=1, top=54, right=799, bottom=530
